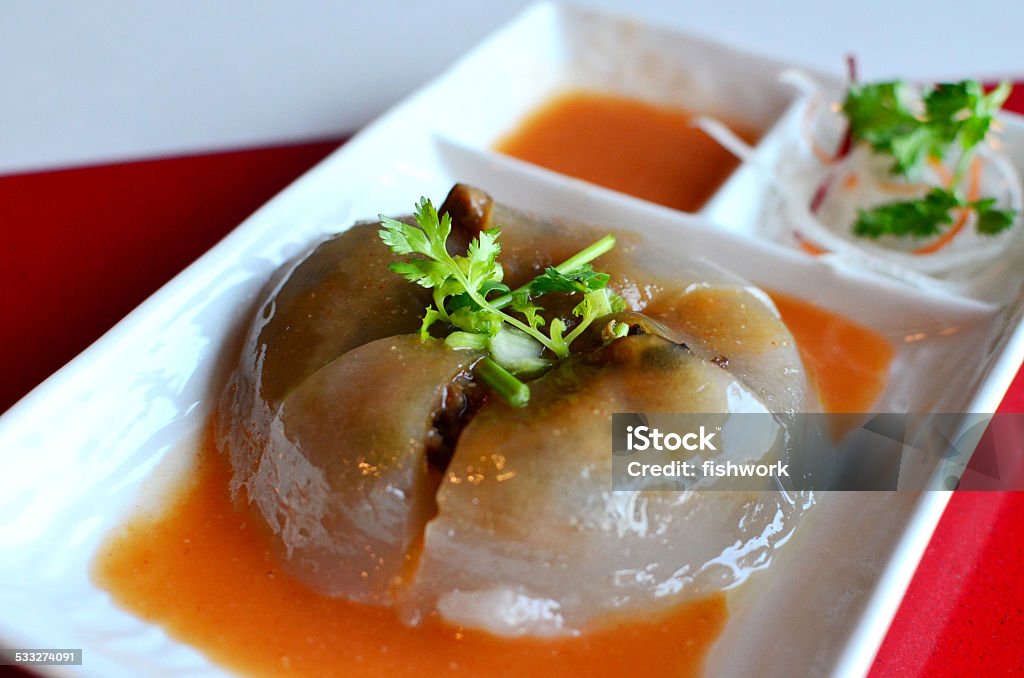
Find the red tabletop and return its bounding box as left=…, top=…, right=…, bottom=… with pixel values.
left=3, top=96, right=1024, bottom=675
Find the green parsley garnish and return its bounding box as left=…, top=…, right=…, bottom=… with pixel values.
left=841, top=80, right=1016, bottom=241
left=853, top=188, right=1015, bottom=239
left=378, top=198, right=624, bottom=406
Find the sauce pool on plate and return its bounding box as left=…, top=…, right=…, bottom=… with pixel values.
left=93, top=440, right=726, bottom=678
left=495, top=91, right=757, bottom=212
left=92, top=295, right=892, bottom=677
left=770, top=293, right=894, bottom=413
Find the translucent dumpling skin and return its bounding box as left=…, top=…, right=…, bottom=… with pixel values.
left=405, top=335, right=805, bottom=635
left=218, top=223, right=431, bottom=503
left=255, top=336, right=479, bottom=604
left=218, top=185, right=813, bottom=636
left=217, top=222, right=473, bottom=603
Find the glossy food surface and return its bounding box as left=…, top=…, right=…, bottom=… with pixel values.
left=215, top=187, right=816, bottom=637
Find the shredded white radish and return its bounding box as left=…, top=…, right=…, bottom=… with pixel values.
left=693, top=116, right=757, bottom=163
left=698, top=73, right=1024, bottom=297
left=778, top=69, right=823, bottom=98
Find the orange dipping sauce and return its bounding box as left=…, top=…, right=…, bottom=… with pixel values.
left=93, top=440, right=726, bottom=678
left=496, top=91, right=756, bottom=212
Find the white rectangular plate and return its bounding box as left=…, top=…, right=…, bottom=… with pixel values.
left=2, top=3, right=1024, bottom=677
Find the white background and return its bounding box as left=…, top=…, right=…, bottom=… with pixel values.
left=2, top=0, right=1022, bottom=174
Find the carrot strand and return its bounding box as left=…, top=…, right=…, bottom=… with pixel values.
left=795, top=231, right=829, bottom=256
left=927, top=156, right=955, bottom=188
left=913, top=157, right=982, bottom=255
left=803, top=97, right=837, bottom=165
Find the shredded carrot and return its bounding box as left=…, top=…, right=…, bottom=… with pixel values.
left=927, top=157, right=955, bottom=188
left=842, top=172, right=860, bottom=190
left=913, top=208, right=971, bottom=255
left=795, top=231, right=829, bottom=256
left=913, top=157, right=982, bottom=255
left=803, top=97, right=837, bottom=165
left=875, top=179, right=929, bottom=196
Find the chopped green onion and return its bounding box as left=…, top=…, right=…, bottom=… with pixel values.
left=476, top=357, right=531, bottom=408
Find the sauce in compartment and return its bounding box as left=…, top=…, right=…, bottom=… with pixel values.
left=495, top=91, right=757, bottom=212
left=93, top=292, right=894, bottom=677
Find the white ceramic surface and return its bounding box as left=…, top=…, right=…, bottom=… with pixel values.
left=2, top=4, right=1023, bottom=677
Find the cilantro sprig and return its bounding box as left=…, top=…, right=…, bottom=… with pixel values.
left=839, top=80, right=1016, bottom=242
left=379, top=198, right=624, bottom=406
left=844, top=80, right=1009, bottom=179
left=853, top=188, right=1014, bottom=239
